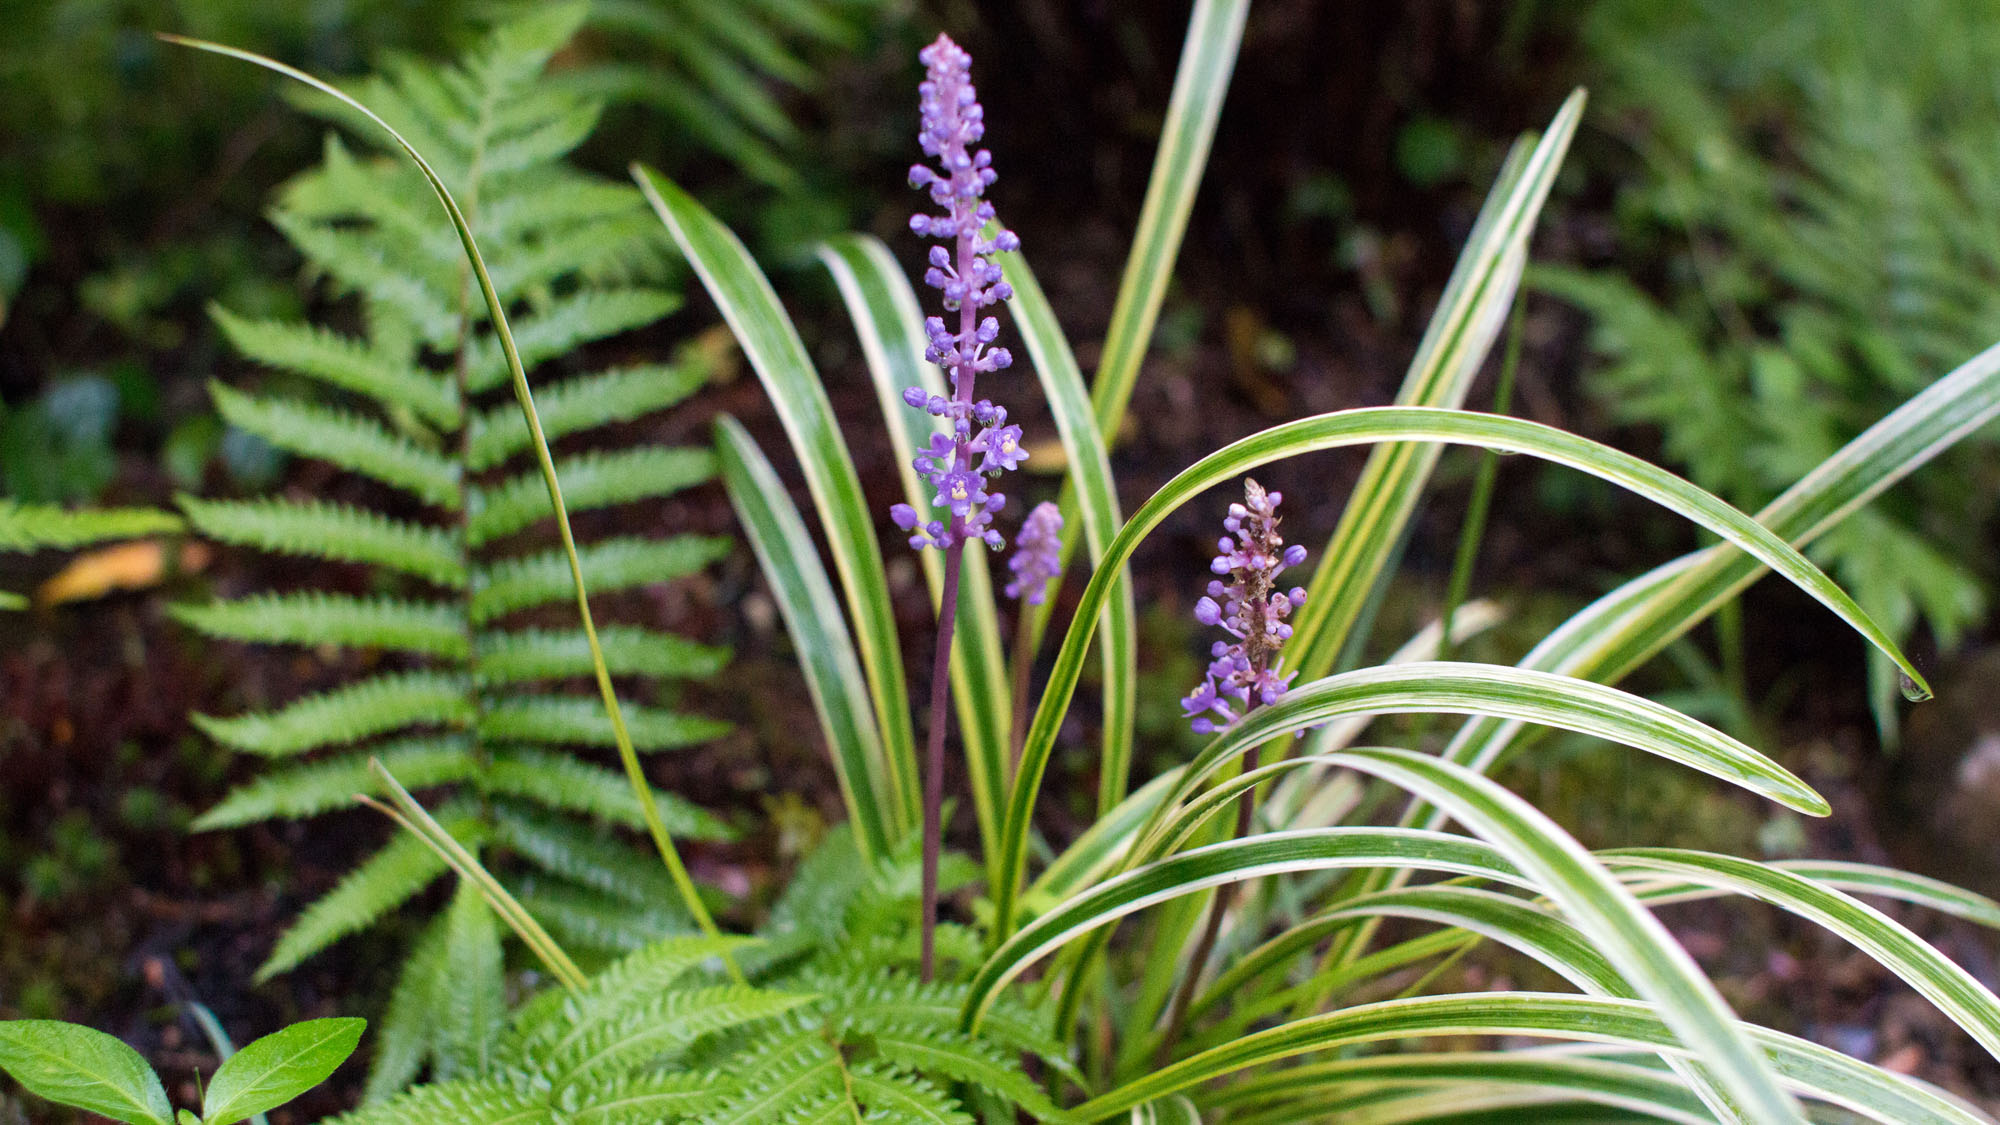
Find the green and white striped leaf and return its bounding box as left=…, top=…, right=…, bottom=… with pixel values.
left=637, top=166, right=920, bottom=844
left=1072, top=992, right=1988, bottom=1125
left=1287, top=91, right=1584, bottom=684
left=1000, top=244, right=1138, bottom=815
left=714, top=415, right=902, bottom=859
left=996, top=405, right=1925, bottom=937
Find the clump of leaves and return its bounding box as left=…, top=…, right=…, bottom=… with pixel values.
left=170, top=5, right=732, bottom=1094
left=1539, top=0, right=2000, bottom=739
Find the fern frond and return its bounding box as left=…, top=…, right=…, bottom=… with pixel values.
left=467, top=447, right=715, bottom=546
left=470, top=535, right=731, bottom=621
left=179, top=495, right=465, bottom=586
left=0, top=503, right=182, bottom=550
left=211, top=306, right=457, bottom=428
left=479, top=696, right=729, bottom=752
left=258, top=812, right=484, bottom=980
left=486, top=213, right=669, bottom=301
left=270, top=206, right=460, bottom=343
left=476, top=626, right=726, bottom=684
left=193, top=738, right=475, bottom=829
left=192, top=670, right=473, bottom=756
left=545, top=985, right=812, bottom=1093
left=465, top=363, right=707, bottom=471
left=478, top=96, right=601, bottom=178
left=850, top=1064, right=974, bottom=1125
left=570, top=1071, right=723, bottom=1124
left=210, top=381, right=461, bottom=507
left=364, top=909, right=451, bottom=1102
left=509, top=877, right=689, bottom=956
left=486, top=750, right=732, bottom=840
left=173, top=591, right=468, bottom=657
left=493, top=802, right=677, bottom=905
left=692, top=1033, right=843, bottom=1124
left=518, top=934, right=762, bottom=1046
left=464, top=288, right=682, bottom=393
left=859, top=1025, right=1059, bottom=1121
left=279, top=136, right=446, bottom=263
left=329, top=1078, right=554, bottom=1125
left=435, top=881, right=507, bottom=1082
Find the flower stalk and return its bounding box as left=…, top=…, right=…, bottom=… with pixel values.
left=891, top=33, right=1024, bottom=980
left=1158, top=479, right=1307, bottom=1057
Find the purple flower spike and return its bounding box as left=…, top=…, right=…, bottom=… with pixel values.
left=889, top=33, right=1027, bottom=555
left=1181, top=479, right=1310, bottom=735
left=1005, top=501, right=1064, bottom=605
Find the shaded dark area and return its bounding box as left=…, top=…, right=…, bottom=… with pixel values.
left=5, top=1, right=2000, bottom=1118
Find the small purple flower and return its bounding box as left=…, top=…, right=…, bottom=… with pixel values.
left=1181, top=479, right=1310, bottom=735
left=890, top=33, right=1028, bottom=555
left=1005, top=501, right=1064, bottom=605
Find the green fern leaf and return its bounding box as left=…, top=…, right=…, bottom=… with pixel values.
left=850, top=1064, right=973, bottom=1125
left=861, top=1027, right=1058, bottom=1122
left=173, top=592, right=468, bottom=657
left=464, top=289, right=682, bottom=393
left=464, top=363, right=707, bottom=471
left=259, top=813, right=484, bottom=980
left=194, top=738, right=475, bottom=829
left=479, top=696, right=729, bottom=752
left=693, top=1033, right=843, bottom=1124
left=0, top=503, right=182, bottom=550
left=519, top=934, right=761, bottom=1046
left=571, top=1071, right=723, bottom=1124
left=210, top=382, right=461, bottom=506
left=280, top=136, right=444, bottom=262
left=493, top=805, right=677, bottom=907
left=210, top=307, right=457, bottom=428
left=478, top=97, right=601, bottom=177
left=475, top=626, right=726, bottom=684
left=486, top=754, right=731, bottom=840
left=470, top=535, right=730, bottom=621
left=329, top=1078, right=556, bottom=1125
left=270, top=211, right=459, bottom=343
left=467, top=447, right=714, bottom=546
left=485, top=213, right=668, bottom=300
left=179, top=495, right=465, bottom=586
left=193, top=670, right=473, bottom=756
left=508, top=877, right=689, bottom=956
left=364, top=909, right=450, bottom=1102
left=435, top=882, right=507, bottom=1081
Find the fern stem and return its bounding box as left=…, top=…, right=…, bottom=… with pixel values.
left=922, top=541, right=966, bottom=982
left=160, top=36, right=743, bottom=981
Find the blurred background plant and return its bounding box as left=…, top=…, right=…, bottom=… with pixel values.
left=1537, top=0, right=2000, bottom=745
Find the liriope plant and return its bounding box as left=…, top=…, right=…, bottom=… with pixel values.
left=647, top=5, right=2000, bottom=1121
left=168, top=5, right=736, bottom=1095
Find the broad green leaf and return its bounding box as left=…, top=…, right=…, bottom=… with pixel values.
left=996, top=405, right=1926, bottom=938
left=714, top=415, right=898, bottom=859
left=817, top=232, right=1010, bottom=883
left=0, top=1021, right=171, bottom=1125
left=636, top=166, right=920, bottom=842
left=1000, top=245, right=1138, bottom=815
left=201, top=1018, right=365, bottom=1124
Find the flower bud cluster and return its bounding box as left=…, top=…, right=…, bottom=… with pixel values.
left=1005, top=501, right=1064, bottom=605
left=888, top=33, right=1026, bottom=553
left=1182, top=479, right=1310, bottom=735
